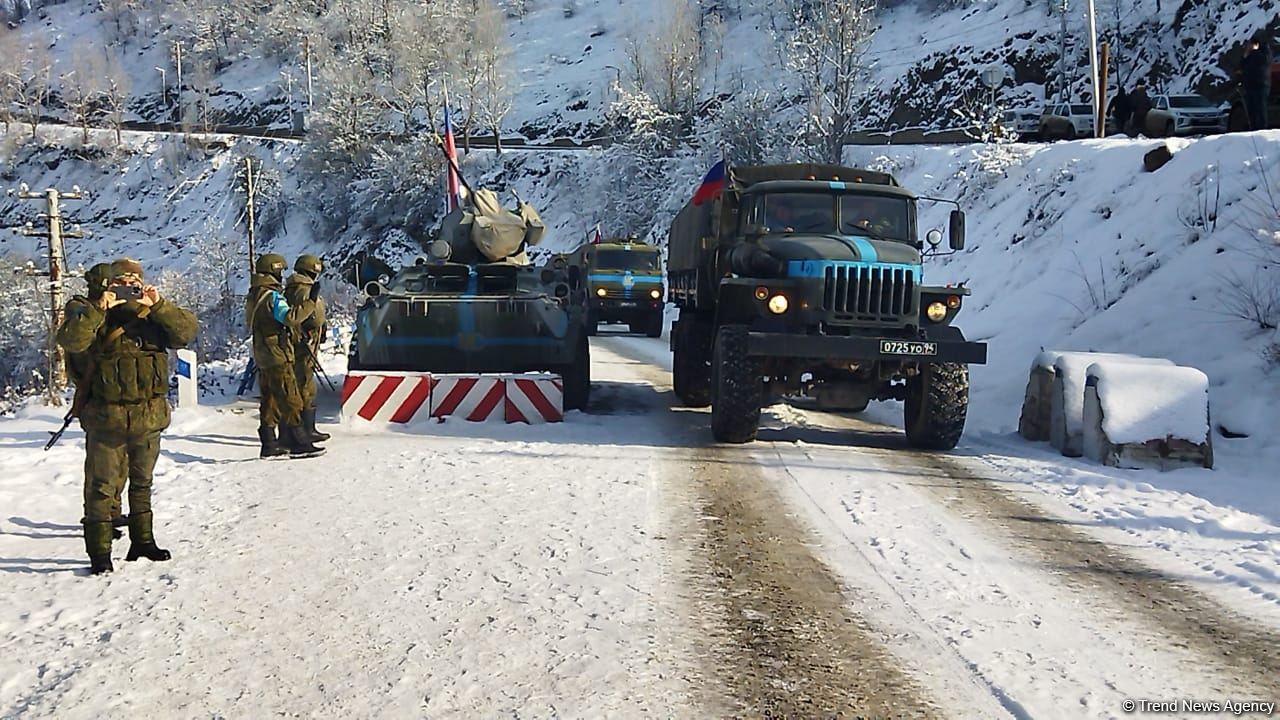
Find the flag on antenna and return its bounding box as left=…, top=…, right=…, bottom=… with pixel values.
left=442, top=88, right=461, bottom=213
left=589, top=223, right=602, bottom=244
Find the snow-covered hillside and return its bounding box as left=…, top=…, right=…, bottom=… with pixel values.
left=3, top=0, right=1275, bottom=135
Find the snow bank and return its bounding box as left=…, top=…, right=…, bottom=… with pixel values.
left=1088, top=363, right=1212, bottom=446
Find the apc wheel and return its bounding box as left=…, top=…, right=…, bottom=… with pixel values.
left=673, top=315, right=712, bottom=407
left=904, top=363, right=969, bottom=451
left=710, top=324, right=762, bottom=444
left=562, top=333, right=591, bottom=411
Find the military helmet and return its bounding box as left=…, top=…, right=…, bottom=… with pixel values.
left=294, top=254, right=323, bottom=276
left=84, top=263, right=112, bottom=298
left=255, top=253, right=288, bottom=277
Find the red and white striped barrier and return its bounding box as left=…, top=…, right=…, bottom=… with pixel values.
left=341, top=372, right=434, bottom=423
left=430, top=376, right=507, bottom=422
left=342, top=372, right=566, bottom=424
left=505, top=375, right=564, bottom=424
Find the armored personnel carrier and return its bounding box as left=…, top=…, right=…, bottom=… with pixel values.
left=346, top=189, right=591, bottom=409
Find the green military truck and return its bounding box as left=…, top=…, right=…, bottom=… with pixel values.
left=667, top=163, right=987, bottom=448
left=583, top=237, right=665, bottom=337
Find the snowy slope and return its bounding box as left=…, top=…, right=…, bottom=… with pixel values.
left=6, top=0, right=1275, bottom=134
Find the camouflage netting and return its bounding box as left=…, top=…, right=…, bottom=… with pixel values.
left=439, top=189, right=547, bottom=265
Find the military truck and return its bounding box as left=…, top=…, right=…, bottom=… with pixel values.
left=667, top=163, right=987, bottom=448
left=346, top=189, right=591, bottom=409
left=582, top=237, right=664, bottom=337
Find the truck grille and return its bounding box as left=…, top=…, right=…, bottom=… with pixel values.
left=822, top=265, right=917, bottom=323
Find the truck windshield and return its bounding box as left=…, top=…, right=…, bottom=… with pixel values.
left=592, top=249, right=660, bottom=271
left=758, top=193, right=837, bottom=233
left=750, top=192, right=911, bottom=242
left=838, top=194, right=910, bottom=241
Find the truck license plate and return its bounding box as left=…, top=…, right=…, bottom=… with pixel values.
left=880, top=340, right=938, bottom=356
left=619, top=301, right=637, bottom=307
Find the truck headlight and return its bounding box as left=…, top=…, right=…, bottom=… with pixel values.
left=926, top=301, right=948, bottom=322
left=767, top=294, right=789, bottom=314
left=649, top=288, right=661, bottom=300
left=595, top=287, right=607, bottom=298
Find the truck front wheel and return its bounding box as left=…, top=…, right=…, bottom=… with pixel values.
left=904, top=362, right=969, bottom=450
left=562, top=333, right=591, bottom=411
left=711, top=324, right=762, bottom=443
left=644, top=312, right=663, bottom=338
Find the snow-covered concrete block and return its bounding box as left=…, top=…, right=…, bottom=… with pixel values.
left=1048, top=353, right=1174, bottom=457
left=504, top=374, right=564, bottom=424
left=341, top=372, right=435, bottom=423
left=1083, top=363, right=1213, bottom=470
left=1018, top=351, right=1140, bottom=443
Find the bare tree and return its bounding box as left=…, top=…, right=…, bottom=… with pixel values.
left=780, top=0, right=877, bottom=162
left=0, top=33, right=18, bottom=134
left=625, top=0, right=702, bottom=137
left=473, top=0, right=513, bottom=153
left=4, top=40, right=51, bottom=140
left=102, top=53, right=131, bottom=145
left=62, top=44, right=105, bottom=144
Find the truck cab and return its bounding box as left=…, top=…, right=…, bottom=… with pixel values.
left=667, top=163, right=987, bottom=449
left=583, top=238, right=665, bottom=337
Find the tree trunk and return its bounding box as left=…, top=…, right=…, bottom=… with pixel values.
left=493, top=125, right=502, bottom=155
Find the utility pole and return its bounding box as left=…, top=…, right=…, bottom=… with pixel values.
left=1097, top=42, right=1111, bottom=137
left=1085, top=0, right=1101, bottom=137
left=9, top=183, right=86, bottom=406
left=303, top=36, right=314, bottom=109
left=1058, top=0, right=1069, bottom=103
left=174, top=41, right=184, bottom=126
left=243, top=157, right=257, bottom=279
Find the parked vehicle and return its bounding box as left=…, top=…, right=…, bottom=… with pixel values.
left=1039, top=103, right=1095, bottom=140
left=1000, top=107, right=1041, bottom=140
left=1147, top=94, right=1229, bottom=136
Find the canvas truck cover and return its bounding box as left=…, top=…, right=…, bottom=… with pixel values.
left=439, top=189, right=547, bottom=265
left=730, top=164, right=900, bottom=188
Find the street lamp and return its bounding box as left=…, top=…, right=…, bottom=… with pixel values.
left=155, top=67, right=168, bottom=108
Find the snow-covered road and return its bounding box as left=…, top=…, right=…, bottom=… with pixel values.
left=2, top=335, right=1278, bottom=718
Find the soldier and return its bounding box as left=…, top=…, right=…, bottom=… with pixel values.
left=55, top=258, right=198, bottom=575
left=285, top=254, right=331, bottom=444
left=247, top=253, right=323, bottom=459
left=67, top=264, right=128, bottom=539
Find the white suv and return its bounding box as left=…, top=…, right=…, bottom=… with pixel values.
left=1039, top=103, right=1096, bottom=140
left=1148, top=94, right=1228, bottom=136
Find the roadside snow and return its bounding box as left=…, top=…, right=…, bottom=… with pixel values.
left=0, top=345, right=696, bottom=718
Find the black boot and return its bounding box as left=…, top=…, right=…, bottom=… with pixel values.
left=124, top=511, right=171, bottom=562
left=301, top=407, right=331, bottom=443
left=283, top=424, right=325, bottom=458
left=83, top=521, right=114, bottom=575
left=258, top=426, right=289, bottom=459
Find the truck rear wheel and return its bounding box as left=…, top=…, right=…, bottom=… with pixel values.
left=904, top=362, right=969, bottom=450
left=562, top=333, right=591, bottom=411
left=673, top=315, right=712, bottom=407
left=711, top=324, right=762, bottom=443
left=644, top=312, right=663, bottom=338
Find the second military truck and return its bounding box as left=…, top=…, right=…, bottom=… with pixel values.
left=583, top=237, right=664, bottom=337
left=668, top=163, right=987, bottom=449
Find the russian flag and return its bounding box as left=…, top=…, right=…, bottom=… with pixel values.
left=691, top=160, right=726, bottom=206
left=442, top=90, right=461, bottom=213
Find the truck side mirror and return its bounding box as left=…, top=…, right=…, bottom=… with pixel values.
left=948, top=210, right=966, bottom=251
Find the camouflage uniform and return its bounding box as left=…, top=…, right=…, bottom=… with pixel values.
left=247, top=254, right=321, bottom=458
left=56, top=258, right=198, bottom=574
left=284, top=255, right=330, bottom=443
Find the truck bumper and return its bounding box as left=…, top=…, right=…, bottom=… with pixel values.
left=746, top=332, right=988, bottom=364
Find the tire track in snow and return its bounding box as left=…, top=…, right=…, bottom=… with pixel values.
left=818, top=412, right=1280, bottom=699
left=601, top=338, right=944, bottom=717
